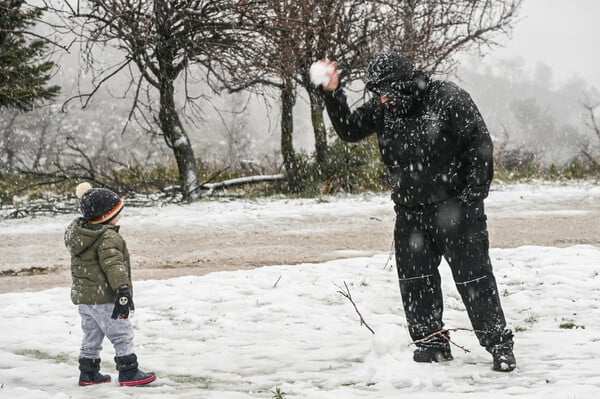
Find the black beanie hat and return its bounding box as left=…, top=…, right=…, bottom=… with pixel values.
left=365, top=52, right=428, bottom=99
left=366, top=53, right=415, bottom=88
left=76, top=182, right=123, bottom=224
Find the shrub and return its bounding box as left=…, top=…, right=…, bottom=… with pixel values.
left=301, top=134, right=387, bottom=196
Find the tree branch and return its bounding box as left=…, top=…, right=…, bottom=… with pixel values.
left=335, top=281, right=375, bottom=335
left=413, top=328, right=482, bottom=353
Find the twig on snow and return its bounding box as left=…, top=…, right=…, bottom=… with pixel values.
left=413, top=328, right=481, bottom=353
left=335, top=281, right=375, bottom=335
left=382, top=237, right=395, bottom=270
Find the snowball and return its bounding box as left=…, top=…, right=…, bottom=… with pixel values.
left=76, top=182, right=92, bottom=199
left=309, top=61, right=335, bottom=87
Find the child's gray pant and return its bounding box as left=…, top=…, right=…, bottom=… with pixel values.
left=78, top=304, right=135, bottom=359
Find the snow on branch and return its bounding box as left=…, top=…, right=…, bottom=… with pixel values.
left=202, top=174, right=286, bottom=196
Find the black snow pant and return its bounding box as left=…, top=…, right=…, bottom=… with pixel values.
left=393, top=197, right=512, bottom=350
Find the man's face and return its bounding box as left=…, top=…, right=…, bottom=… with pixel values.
left=380, top=95, right=396, bottom=106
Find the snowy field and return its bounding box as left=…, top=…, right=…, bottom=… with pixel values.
left=1, top=182, right=600, bottom=398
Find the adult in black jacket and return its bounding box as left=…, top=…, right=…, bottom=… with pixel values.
left=320, top=53, right=516, bottom=372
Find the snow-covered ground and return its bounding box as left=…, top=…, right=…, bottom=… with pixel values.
left=1, top=182, right=600, bottom=398
left=2, top=181, right=600, bottom=240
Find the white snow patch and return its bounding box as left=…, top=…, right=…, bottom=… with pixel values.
left=1, top=182, right=600, bottom=396
left=1, top=246, right=600, bottom=397
left=174, top=136, right=188, bottom=147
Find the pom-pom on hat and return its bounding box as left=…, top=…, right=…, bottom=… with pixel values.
left=76, top=182, right=123, bottom=224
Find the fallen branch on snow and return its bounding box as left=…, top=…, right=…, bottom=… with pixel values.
left=413, top=328, right=482, bottom=353
left=202, top=174, right=286, bottom=196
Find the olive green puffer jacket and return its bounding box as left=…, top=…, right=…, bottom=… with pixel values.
left=64, top=218, right=132, bottom=305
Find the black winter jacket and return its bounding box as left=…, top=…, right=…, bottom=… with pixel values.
left=324, top=80, right=494, bottom=207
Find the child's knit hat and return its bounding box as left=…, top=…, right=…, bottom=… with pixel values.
left=76, top=182, right=123, bottom=224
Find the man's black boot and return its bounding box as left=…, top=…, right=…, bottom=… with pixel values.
left=78, top=357, right=111, bottom=386
left=413, top=330, right=453, bottom=363
left=115, top=354, right=156, bottom=386
left=491, top=342, right=517, bottom=372
left=413, top=341, right=453, bottom=363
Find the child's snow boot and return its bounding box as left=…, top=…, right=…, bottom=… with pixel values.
left=114, top=354, right=156, bottom=386
left=78, top=357, right=112, bottom=386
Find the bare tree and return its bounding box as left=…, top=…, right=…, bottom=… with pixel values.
left=378, top=0, right=524, bottom=74
left=221, top=0, right=310, bottom=192
left=0, top=110, right=18, bottom=173
left=223, top=0, right=523, bottom=192
left=1, top=106, right=67, bottom=175
left=274, top=0, right=524, bottom=178
left=493, top=124, right=538, bottom=172
left=56, top=0, right=266, bottom=201
left=210, top=94, right=254, bottom=170
left=220, top=1, right=379, bottom=192
left=583, top=97, right=600, bottom=140
left=40, top=0, right=521, bottom=197
left=580, top=96, right=600, bottom=166
left=292, top=1, right=379, bottom=168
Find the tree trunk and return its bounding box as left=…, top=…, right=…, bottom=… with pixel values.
left=280, top=80, right=304, bottom=193
left=153, top=0, right=199, bottom=201
left=158, top=78, right=200, bottom=201
left=1, top=112, right=18, bottom=174
left=308, top=87, right=328, bottom=168
left=401, top=0, right=417, bottom=60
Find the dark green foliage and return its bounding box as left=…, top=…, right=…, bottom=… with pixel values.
left=494, top=164, right=538, bottom=181
left=0, top=171, right=13, bottom=203
left=271, top=387, right=286, bottom=399
left=0, top=1, right=59, bottom=110
left=301, top=133, right=387, bottom=196
left=0, top=171, right=74, bottom=205
left=495, top=160, right=600, bottom=182
left=563, top=162, right=589, bottom=180
left=546, top=164, right=560, bottom=179
left=559, top=322, right=585, bottom=330
left=2, top=140, right=600, bottom=208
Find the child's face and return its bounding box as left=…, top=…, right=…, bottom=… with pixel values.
left=108, top=214, right=122, bottom=226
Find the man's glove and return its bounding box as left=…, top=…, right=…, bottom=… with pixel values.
left=111, top=287, right=134, bottom=320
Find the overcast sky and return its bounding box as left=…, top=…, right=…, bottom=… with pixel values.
left=482, top=0, right=600, bottom=89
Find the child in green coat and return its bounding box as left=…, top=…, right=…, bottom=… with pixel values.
left=65, top=182, right=156, bottom=386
